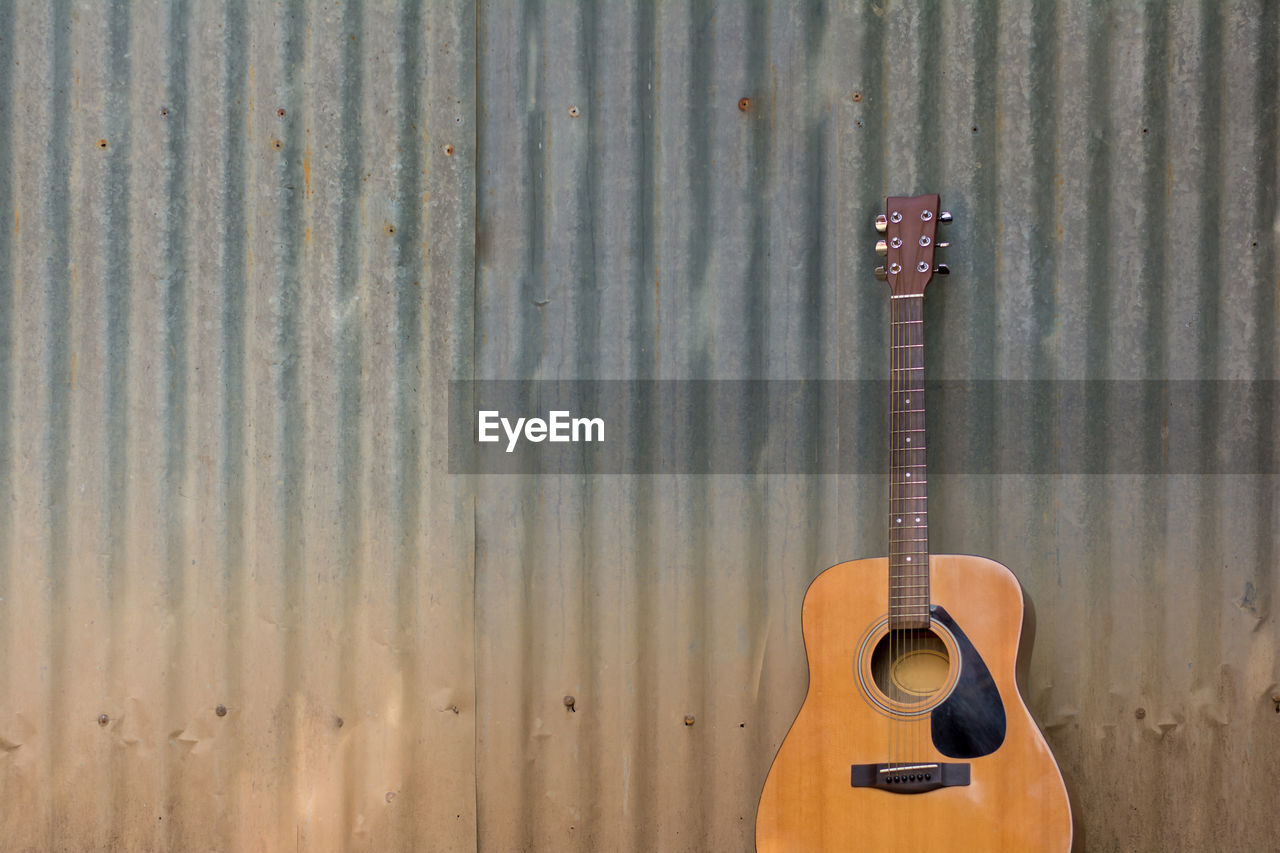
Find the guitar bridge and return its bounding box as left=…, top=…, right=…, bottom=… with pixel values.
left=850, top=762, right=970, bottom=794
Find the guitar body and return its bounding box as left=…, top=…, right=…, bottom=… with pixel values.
left=756, top=554, right=1072, bottom=852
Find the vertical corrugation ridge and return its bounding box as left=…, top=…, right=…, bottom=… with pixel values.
left=159, top=3, right=192, bottom=848
left=575, top=2, right=604, bottom=844
left=274, top=0, right=309, bottom=837
left=1190, top=0, right=1224, bottom=696
left=1078, top=0, right=1113, bottom=735
left=630, top=3, right=659, bottom=845
left=1249, top=0, right=1279, bottom=629
left=391, top=1, right=425, bottom=848
left=684, top=6, right=713, bottom=848
left=334, top=1, right=364, bottom=846
left=217, top=0, right=250, bottom=843
left=41, top=3, right=73, bottom=847
left=103, top=0, right=134, bottom=844
left=0, top=0, right=15, bottom=712
left=1137, top=0, right=1171, bottom=770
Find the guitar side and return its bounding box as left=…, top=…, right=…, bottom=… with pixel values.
left=756, top=554, right=1072, bottom=852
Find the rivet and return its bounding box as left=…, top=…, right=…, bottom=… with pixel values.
left=98, top=714, right=110, bottom=727
left=215, top=704, right=227, bottom=717
left=159, top=107, right=169, bottom=118
left=738, top=97, right=751, bottom=112
left=851, top=91, right=862, bottom=103
left=443, top=144, right=454, bottom=156
left=277, top=107, right=286, bottom=118
left=1135, top=707, right=1146, bottom=719
left=563, top=695, right=576, bottom=712
left=568, top=105, right=580, bottom=118
left=684, top=715, right=695, bottom=726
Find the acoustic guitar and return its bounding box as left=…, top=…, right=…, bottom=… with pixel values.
left=755, top=194, right=1072, bottom=851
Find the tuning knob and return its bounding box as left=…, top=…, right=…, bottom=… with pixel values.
left=875, top=239, right=888, bottom=255
left=936, top=242, right=950, bottom=248
left=934, top=264, right=950, bottom=275
left=939, top=211, right=953, bottom=223
left=874, top=214, right=888, bottom=233
left=874, top=265, right=887, bottom=281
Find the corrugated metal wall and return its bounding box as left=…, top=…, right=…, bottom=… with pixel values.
left=1, top=1, right=1277, bottom=850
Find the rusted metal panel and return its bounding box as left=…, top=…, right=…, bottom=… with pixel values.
left=0, top=1, right=475, bottom=850
left=1, top=0, right=1278, bottom=851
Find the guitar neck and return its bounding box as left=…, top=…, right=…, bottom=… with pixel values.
left=889, top=294, right=929, bottom=629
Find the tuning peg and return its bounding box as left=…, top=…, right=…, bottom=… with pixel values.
left=936, top=242, right=950, bottom=248
left=938, top=211, right=953, bottom=223
left=875, top=239, right=887, bottom=255
left=874, top=214, right=888, bottom=233
left=874, top=265, right=887, bottom=281
left=934, top=264, right=950, bottom=275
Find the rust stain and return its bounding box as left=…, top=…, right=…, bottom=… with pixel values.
left=303, top=147, right=311, bottom=198
left=305, top=227, right=311, bottom=243
left=70, top=352, right=77, bottom=390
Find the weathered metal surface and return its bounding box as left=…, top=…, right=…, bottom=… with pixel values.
left=0, top=1, right=476, bottom=850
left=1, top=1, right=1278, bottom=851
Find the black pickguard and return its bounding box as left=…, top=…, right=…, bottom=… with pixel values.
left=929, top=604, right=1006, bottom=758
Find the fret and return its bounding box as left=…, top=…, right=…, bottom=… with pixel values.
left=891, top=366, right=924, bottom=372
left=891, top=343, right=924, bottom=349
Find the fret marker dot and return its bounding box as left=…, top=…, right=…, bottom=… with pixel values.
left=914, top=517, right=920, bottom=523
left=896, top=518, right=902, bottom=524
left=906, top=556, right=912, bottom=562
left=905, top=472, right=911, bottom=478
left=904, top=398, right=910, bottom=405
left=906, top=437, right=911, bottom=443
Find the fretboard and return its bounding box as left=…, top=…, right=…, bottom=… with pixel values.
left=889, top=295, right=929, bottom=629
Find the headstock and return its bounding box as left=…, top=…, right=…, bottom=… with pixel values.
left=872, top=194, right=951, bottom=296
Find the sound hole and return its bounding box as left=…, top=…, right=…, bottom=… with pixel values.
left=870, top=629, right=950, bottom=704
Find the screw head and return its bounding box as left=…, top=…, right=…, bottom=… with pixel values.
left=684, top=715, right=695, bottom=726
left=97, top=714, right=110, bottom=727
left=215, top=704, right=227, bottom=717
left=1135, top=707, right=1147, bottom=719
